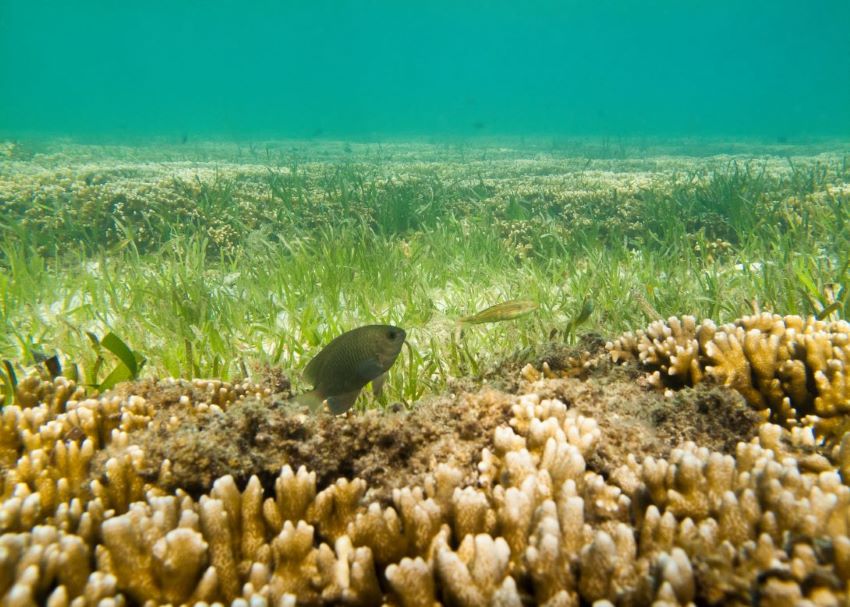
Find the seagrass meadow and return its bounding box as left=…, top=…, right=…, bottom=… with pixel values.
left=2, top=138, right=850, bottom=606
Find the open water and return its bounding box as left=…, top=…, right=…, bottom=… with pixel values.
left=1, top=0, right=849, bottom=140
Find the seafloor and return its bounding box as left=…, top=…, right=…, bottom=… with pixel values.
left=1, top=138, right=850, bottom=606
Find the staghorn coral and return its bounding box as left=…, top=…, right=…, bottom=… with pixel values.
left=3, top=315, right=850, bottom=604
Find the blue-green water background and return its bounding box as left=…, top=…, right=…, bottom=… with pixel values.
left=2, top=0, right=849, bottom=140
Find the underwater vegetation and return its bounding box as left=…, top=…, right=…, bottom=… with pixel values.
left=0, top=332, right=145, bottom=410
left=1, top=140, right=849, bottom=404
left=1, top=138, right=850, bottom=605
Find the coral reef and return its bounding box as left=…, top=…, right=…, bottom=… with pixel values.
left=2, top=314, right=850, bottom=605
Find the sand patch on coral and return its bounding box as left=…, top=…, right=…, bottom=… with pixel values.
left=92, top=348, right=761, bottom=503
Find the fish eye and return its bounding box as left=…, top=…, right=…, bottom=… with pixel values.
left=387, top=329, right=398, bottom=340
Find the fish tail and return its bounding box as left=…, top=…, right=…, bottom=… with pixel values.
left=296, top=390, right=326, bottom=413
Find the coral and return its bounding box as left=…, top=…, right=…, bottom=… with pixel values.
left=641, top=316, right=704, bottom=388
left=3, top=314, right=850, bottom=604
left=386, top=557, right=439, bottom=607
left=607, top=313, right=850, bottom=438
left=111, top=379, right=510, bottom=503
left=99, top=501, right=210, bottom=604
left=435, top=534, right=519, bottom=607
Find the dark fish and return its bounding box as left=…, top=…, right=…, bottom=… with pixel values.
left=297, top=325, right=406, bottom=414
left=459, top=299, right=538, bottom=325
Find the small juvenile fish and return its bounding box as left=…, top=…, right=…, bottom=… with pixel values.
left=459, top=299, right=538, bottom=325
left=297, top=324, right=406, bottom=415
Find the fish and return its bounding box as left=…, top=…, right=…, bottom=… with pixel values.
left=297, top=324, right=406, bottom=415
left=459, top=299, right=538, bottom=325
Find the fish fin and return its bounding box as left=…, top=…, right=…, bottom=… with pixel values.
left=371, top=372, right=387, bottom=397
left=326, top=389, right=362, bottom=415
left=296, top=390, right=326, bottom=413
left=355, top=357, right=384, bottom=381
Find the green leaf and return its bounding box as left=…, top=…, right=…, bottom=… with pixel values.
left=98, top=363, right=133, bottom=391
left=134, top=352, right=147, bottom=375
left=88, top=355, right=104, bottom=388
left=566, top=297, right=594, bottom=337
left=1, top=361, right=18, bottom=408
left=65, top=362, right=80, bottom=384
left=0, top=375, right=10, bottom=408
left=2, top=360, right=17, bottom=389
left=793, top=265, right=820, bottom=300
left=816, top=301, right=842, bottom=321
left=101, top=333, right=138, bottom=377
left=0, top=364, right=15, bottom=408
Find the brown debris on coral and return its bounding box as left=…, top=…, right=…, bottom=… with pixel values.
left=93, top=380, right=514, bottom=504
left=516, top=367, right=762, bottom=476
left=2, top=313, right=850, bottom=606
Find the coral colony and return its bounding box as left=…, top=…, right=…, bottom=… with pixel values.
left=1, top=312, right=849, bottom=604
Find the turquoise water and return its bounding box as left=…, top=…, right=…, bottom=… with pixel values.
left=1, top=0, right=849, bottom=139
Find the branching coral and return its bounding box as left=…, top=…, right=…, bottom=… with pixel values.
left=3, top=314, right=850, bottom=605
left=435, top=533, right=519, bottom=607
left=607, top=313, right=850, bottom=438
